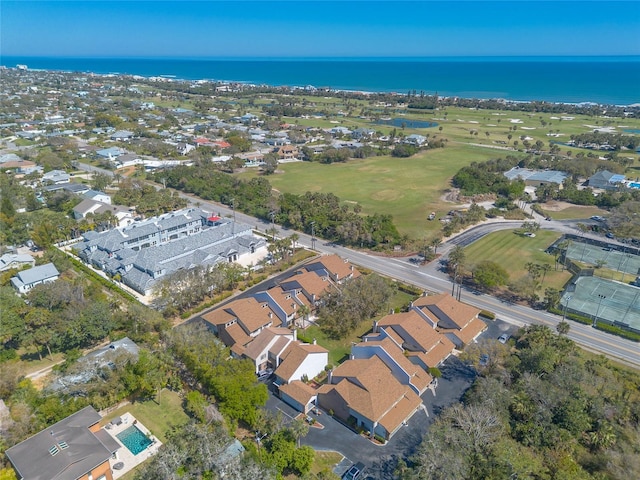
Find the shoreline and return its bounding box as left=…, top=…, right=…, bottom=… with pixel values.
left=3, top=58, right=639, bottom=107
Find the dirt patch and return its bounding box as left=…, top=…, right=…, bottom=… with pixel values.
left=541, top=201, right=580, bottom=212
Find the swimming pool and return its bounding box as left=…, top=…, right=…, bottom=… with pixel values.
left=629, top=182, right=640, bottom=189
left=116, top=425, right=152, bottom=455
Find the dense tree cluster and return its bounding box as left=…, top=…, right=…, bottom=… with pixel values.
left=134, top=422, right=275, bottom=480
left=452, top=156, right=524, bottom=196
left=1, top=277, right=166, bottom=363
left=112, top=178, right=187, bottom=217
left=165, top=324, right=268, bottom=428
left=406, top=325, right=640, bottom=480
left=317, top=274, right=396, bottom=339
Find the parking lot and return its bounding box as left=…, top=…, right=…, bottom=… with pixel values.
left=263, top=319, right=519, bottom=479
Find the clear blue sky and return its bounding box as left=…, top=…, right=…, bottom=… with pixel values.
left=2, top=1, right=639, bottom=58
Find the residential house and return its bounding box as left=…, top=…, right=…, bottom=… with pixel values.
left=351, top=337, right=432, bottom=395
left=278, top=381, right=318, bottom=414
left=42, top=169, right=70, bottom=185
left=303, top=254, right=361, bottom=285
left=404, top=134, right=427, bottom=146
left=202, top=297, right=281, bottom=350
left=73, top=199, right=133, bottom=227
left=503, top=167, right=568, bottom=187
left=587, top=170, right=626, bottom=190
left=73, top=208, right=266, bottom=295
left=176, top=142, right=196, bottom=155
left=317, top=356, right=422, bottom=440
left=5, top=405, right=120, bottom=480
left=411, top=293, right=487, bottom=348
left=274, top=341, right=328, bottom=385
left=11, top=262, right=60, bottom=294
left=83, top=190, right=112, bottom=205
left=110, top=130, right=134, bottom=141
left=0, top=253, right=35, bottom=272
left=277, top=270, right=335, bottom=308
left=63, top=183, right=91, bottom=195
left=276, top=145, right=299, bottom=160
left=373, top=310, right=456, bottom=369
left=235, top=327, right=295, bottom=373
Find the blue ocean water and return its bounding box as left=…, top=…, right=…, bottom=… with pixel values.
left=2, top=56, right=639, bottom=105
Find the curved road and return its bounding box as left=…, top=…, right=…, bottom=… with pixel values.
left=78, top=162, right=640, bottom=369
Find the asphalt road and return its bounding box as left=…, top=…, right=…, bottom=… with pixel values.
left=78, top=162, right=640, bottom=368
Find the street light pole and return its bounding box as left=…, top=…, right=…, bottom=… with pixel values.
left=310, top=221, right=316, bottom=250
left=562, top=295, right=572, bottom=321
left=593, top=294, right=606, bottom=327
left=269, top=211, right=276, bottom=241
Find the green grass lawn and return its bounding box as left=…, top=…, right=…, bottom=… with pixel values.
left=238, top=144, right=506, bottom=239
left=302, top=287, right=415, bottom=366
left=540, top=204, right=609, bottom=221
left=101, top=389, right=189, bottom=443
left=462, top=229, right=572, bottom=291
left=310, top=450, right=344, bottom=475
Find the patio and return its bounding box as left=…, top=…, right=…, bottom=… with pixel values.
left=102, top=413, right=163, bottom=479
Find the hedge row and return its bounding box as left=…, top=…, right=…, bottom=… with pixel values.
left=594, top=323, right=640, bottom=342
left=67, top=255, right=138, bottom=303
left=479, top=310, right=496, bottom=320
left=548, top=307, right=639, bottom=341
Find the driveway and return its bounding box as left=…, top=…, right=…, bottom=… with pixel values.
left=263, top=347, right=488, bottom=479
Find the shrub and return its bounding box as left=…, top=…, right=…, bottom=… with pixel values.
left=479, top=310, right=496, bottom=320
left=374, top=434, right=387, bottom=444
left=595, top=323, right=640, bottom=342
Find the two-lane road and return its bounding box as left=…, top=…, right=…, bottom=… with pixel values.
left=79, top=163, right=640, bottom=368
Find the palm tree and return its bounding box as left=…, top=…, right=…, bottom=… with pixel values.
left=290, top=418, right=310, bottom=448
left=430, top=236, right=443, bottom=255
left=289, top=233, right=299, bottom=252
left=540, top=264, right=552, bottom=284
left=556, top=321, right=570, bottom=336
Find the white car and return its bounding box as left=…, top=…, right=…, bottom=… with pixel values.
left=498, top=333, right=510, bottom=344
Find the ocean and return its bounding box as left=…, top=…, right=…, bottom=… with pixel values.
left=3, top=56, right=639, bottom=106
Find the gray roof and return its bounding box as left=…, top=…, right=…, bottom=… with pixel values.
left=73, top=208, right=265, bottom=294
left=504, top=167, right=568, bottom=185
left=11, top=263, right=59, bottom=287
left=5, top=406, right=116, bottom=480
left=0, top=253, right=34, bottom=271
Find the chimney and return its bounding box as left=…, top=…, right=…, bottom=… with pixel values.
left=373, top=320, right=378, bottom=333
left=268, top=311, right=273, bottom=319
left=328, top=369, right=333, bottom=384
left=293, top=329, right=297, bottom=341
left=422, top=291, right=427, bottom=297
left=312, top=338, right=316, bottom=345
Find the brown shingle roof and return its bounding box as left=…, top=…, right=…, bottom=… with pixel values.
left=275, top=342, right=328, bottom=383
left=279, top=380, right=317, bottom=407
left=328, top=356, right=409, bottom=422
left=242, top=327, right=294, bottom=361
left=378, top=311, right=442, bottom=352
left=306, top=254, right=361, bottom=282
left=441, top=316, right=487, bottom=345
left=354, top=338, right=431, bottom=392
left=377, top=390, right=422, bottom=434
left=413, top=293, right=481, bottom=330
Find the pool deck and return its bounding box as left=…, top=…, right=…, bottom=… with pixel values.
left=102, top=413, right=163, bottom=479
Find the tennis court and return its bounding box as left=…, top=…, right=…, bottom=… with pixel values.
left=561, top=276, right=640, bottom=332
left=565, top=242, right=640, bottom=276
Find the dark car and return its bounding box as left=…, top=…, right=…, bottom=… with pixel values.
left=343, top=462, right=365, bottom=480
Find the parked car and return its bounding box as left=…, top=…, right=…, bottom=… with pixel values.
left=343, top=462, right=365, bottom=480
left=498, top=333, right=510, bottom=344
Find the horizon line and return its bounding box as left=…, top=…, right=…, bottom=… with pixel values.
left=3, top=54, right=640, bottom=61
